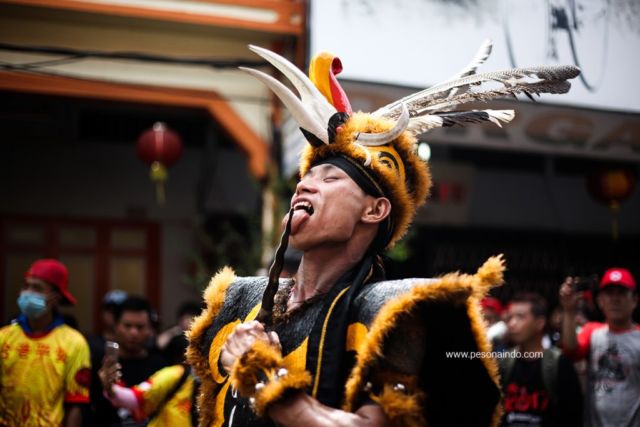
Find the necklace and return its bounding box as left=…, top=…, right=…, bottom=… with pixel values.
left=272, top=280, right=328, bottom=323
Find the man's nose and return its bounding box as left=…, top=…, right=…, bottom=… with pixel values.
left=295, top=176, right=318, bottom=195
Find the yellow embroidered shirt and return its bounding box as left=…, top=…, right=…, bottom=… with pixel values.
left=0, top=320, right=91, bottom=426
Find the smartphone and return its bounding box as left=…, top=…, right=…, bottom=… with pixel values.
left=574, top=275, right=597, bottom=292
left=105, top=341, right=119, bottom=360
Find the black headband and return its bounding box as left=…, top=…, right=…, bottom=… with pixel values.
left=315, top=155, right=383, bottom=197
left=313, top=155, right=393, bottom=250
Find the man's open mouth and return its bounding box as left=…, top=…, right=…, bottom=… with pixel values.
left=293, top=201, right=314, bottom=216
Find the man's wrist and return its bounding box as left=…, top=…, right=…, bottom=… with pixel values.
left=267, top=390, right=306, bottom=423
left=103, top=385, right=116, bottom=399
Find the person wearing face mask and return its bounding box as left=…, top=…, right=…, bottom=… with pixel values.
left=0, top=258, right=91, bottom=427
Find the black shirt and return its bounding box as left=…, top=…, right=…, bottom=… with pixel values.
left=502, top=355, right=583, bottom=427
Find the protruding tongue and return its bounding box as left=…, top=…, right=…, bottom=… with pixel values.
left=289, top=208, right=310, bottom=235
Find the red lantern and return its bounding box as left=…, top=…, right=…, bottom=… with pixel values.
left=587, top=168, right=636, bottom=240
left=137, top=122, right=183, bottom=204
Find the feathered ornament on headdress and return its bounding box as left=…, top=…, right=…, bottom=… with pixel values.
left=244, top=40, right=580, bottom=325
left=241, top=40, right=579, bottom=247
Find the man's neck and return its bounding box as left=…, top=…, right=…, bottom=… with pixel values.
left=291, top=245, right=364, bottom=305
left=608, top=318, right=634, bottom=331
left=119, top=348, right=149, bottom=359
left=27, top=311, right=54, bottom=333
left=518, top=337, right=544, bottom=358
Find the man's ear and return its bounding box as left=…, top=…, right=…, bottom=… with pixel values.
left=361, top=197, right=391, bottom=224
left=48, top=288, right=62, bottom=308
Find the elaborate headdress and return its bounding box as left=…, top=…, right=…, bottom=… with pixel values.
left=244, top=42, right=579, bottom=324
left=242, top=41, right=579, bottom=248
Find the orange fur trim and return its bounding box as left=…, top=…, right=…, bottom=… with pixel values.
left=467, top=255, right=505, bottom=392
left=343, top=256, right=505, bottom=417
left=230, top=340, right=312, bottom=417
left=370, top=385, right=426, bottom=427
left=230, top=340, right=284, bottom=397
left=186, top=266, right=236, bottom=427
left=299, top=112, right=431, bottom=248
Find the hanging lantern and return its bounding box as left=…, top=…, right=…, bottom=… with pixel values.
left=587, top=167, right=636, bottom=240
left=136, top=122, right=183, bottom=204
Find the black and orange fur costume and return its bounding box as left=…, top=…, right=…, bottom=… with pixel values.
left=186, top=43, right=579, bottom=426
left=187, top=256, right=507, bottom=427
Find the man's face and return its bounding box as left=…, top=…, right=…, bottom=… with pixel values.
left=22, top=277, right=60, bottom=314
left=597, top=286, right=637, bottom=324
left=115, top=310, right=152, bottom=354
left=506, top=302, right=544, bottom=345
left=287, top=164, right=380, bottom=250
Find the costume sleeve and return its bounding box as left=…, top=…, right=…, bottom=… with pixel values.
left=345, top=257, right=506, bottom=427
left=133, top=364, right=186, bottom=416
left=108, top=385, right=140, bottom=410
left=64, top=331, right=92, bottom=404
left=556, top=354, right=584, bottom=427
left=563, top=322, right=602, bottom=361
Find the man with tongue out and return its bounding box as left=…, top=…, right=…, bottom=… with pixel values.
left=283, top=161, right=392, bottom=310
left=186, top=43, right=579, bottom=427
left=186, top=57, right=503, bottom=427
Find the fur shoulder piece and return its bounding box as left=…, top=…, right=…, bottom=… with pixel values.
left=186, top=271, right=287, bottom=426
left=186, top=267, right=236, bottom=427
left=344, top=255, right=506, bottom=427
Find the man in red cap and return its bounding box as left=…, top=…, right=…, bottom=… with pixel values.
left=0, top=258, right=91, bottom=426
left=560, top=268, right=639, bottom=427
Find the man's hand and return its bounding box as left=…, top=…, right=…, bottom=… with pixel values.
left=98, top=356, right=121, bottom=397
left=559, top=277, right=580, bottom=312
left=559, top=276, right=580, bottom=352
left=220, top=320, right=280, bottom=374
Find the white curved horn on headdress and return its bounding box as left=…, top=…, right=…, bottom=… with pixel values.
left=240, top=67, right=329, bottom=144
left=356, top=104, right=410, bottom=146
left=248, top=45, right=336, bottom=125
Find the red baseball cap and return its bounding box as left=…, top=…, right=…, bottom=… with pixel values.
left=481, top=297, right=503, bottom=315
left=599, top=267, right=636, bottom=291
left=25, top=259, right=77, bottom=305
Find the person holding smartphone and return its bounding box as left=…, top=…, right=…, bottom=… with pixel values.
left=92, top=296, right=169, bottom=426
left=99, top=335, right=197, bottom=427
left=559, top=268, right=640, bottom=427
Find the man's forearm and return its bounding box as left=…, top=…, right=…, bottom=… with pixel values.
left=268, top=391, right=388, bottom=427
